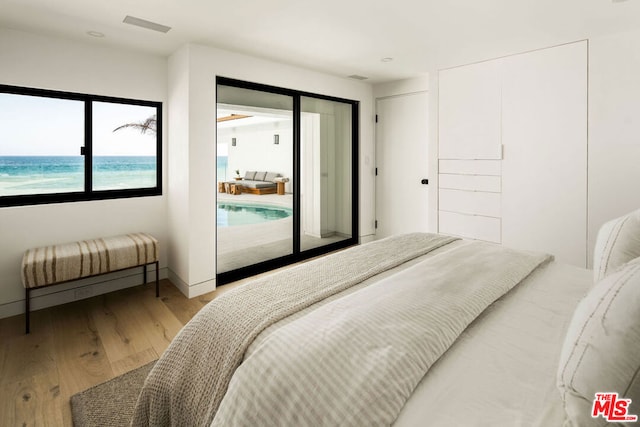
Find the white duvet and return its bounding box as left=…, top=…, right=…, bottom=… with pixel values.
left=213, top=240, right=551, bottom=426
left=395, top=252, right=591, bottom=427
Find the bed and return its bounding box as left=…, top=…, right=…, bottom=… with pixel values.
left=131, top=209, right=640, bottom=427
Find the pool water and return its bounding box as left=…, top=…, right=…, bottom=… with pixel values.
left=217, top=202, right=293, bottom=227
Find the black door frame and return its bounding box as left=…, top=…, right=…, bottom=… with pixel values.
left=215, top=76, right=359, bottom=285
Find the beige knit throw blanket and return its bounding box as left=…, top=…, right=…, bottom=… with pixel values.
left=131, top=233, right=457, bottom=426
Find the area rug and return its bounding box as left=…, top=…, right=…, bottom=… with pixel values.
left=71, top=361, right=156, bottom=427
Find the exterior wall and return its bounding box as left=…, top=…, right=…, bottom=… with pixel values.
left=0, top=28, right=168, bottom=317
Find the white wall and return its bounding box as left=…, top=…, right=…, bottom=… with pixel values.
left=168, top=43, right=374, bottom=297
left=167, top=45, right=191, bottom=291
left=373, top=76, right=429, bottom=99
left=219, top=124, right=294, bottom=193
left=0, top=28, right=168, bottom=317
left=588, top=29, right=640, bottom=265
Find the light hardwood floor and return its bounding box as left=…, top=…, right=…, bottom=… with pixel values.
left=0, top=278, right=246, bottom=427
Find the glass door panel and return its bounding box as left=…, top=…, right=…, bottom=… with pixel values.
left=300, top=97, right=353, bottom=251
left=216, top=84, right=294, bottom=274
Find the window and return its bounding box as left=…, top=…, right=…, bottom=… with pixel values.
left=0, top=85, right=162, bottom=207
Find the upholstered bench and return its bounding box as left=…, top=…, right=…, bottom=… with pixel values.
left=21, top=233, right=159, bottom=334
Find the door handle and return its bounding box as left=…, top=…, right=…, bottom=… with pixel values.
left=421, top=179, right=429, bottom=185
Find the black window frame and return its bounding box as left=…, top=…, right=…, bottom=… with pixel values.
left=0, top=84, right=162, bottom=207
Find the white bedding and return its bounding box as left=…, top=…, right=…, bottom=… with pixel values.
left=395, top=257, right=591, bottom=426
left=133, top=236, right=593, bottom=426
left=219, top=239, right=590, bottom=426
left=214, top=240, right=550, bottom=426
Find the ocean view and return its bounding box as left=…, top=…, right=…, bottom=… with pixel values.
left=0, top=156, right=156, bottom=196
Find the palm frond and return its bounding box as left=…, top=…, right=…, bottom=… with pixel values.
left=113, top=114, right=157, bottom=135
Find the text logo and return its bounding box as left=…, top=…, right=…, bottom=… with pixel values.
left=592, top=392, right=638, bottom=422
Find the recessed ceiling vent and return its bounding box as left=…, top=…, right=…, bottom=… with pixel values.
left=123, top=15, right=171, bottom=33
left=348, top=75, right=369, bottom=81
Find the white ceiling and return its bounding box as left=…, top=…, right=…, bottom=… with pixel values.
left=1, top=0, right=639, bottom=83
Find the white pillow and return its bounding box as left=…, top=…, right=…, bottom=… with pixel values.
left=557, top=257, right=640, bottom=426
left=593, top=209, right=640, bottom=282
left=264, top=172, right=280, bottom=182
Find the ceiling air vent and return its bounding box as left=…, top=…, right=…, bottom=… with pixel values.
left=348, top=75, right=369, bottom=81
left=123, top=15, right=171, bottom=33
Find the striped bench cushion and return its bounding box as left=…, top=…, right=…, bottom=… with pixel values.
left=21, top=233, right=159, bottom=289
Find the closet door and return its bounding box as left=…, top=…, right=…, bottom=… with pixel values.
left=439, top=60, right=502, bottom=160
left=438, top=60, right=503, bottom=243
left=501, top=41, right=588, bottom=267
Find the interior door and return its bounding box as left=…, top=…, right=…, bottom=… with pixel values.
left=501, top=41, right=587, bottom=267
left=375, top=92, right=429, bottom=238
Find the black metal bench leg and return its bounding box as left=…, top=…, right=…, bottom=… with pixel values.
left=25, top=288, right=30, bottom=334
left=143, top=264, right=147, bottom=284
left=155, top=261, right=159, bottom=297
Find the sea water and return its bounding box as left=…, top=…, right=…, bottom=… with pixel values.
left=0, top=156, right=156, bottom=196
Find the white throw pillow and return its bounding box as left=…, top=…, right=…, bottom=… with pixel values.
left=593, top=209, right=640, bottom=282
left=557, top=257, right=640, bottom=427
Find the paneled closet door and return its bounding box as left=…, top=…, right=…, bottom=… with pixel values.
left=438, top=60, right=503, bottom=243
left=501, top=41, right=588, bottom=267
left=439, top=60, right=502, bottom=160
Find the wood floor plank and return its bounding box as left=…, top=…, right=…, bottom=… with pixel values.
left=50, top=301, right=114, bottom=404
left=0, top=276, right=256, bottom=426
left=0, top=310, right=56, bottom=386
left=157, top=281, right=209, bottom=325
left=87, top=292, right=155, bottom=366
left=1, top=370, right=64, bottom=427
left=111, top=347, right=158, bottom=377
left=137, top=294, right=185, bottom=357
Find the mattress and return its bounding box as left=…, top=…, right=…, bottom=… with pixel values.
left=394, top=257, right=591, bottom=426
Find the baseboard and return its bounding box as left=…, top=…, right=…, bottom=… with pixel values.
left=0, top=266, right=168, bottom=320
left=167, top=269, right=217, bottom=299
left=187, top=279, right=217, bottom=298
left=359, top=233, right=375, bottom=244
left=167, top=269, right=190, bottom=297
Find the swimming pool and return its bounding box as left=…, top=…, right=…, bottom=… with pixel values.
left=217, top=202, right=293, bottom=227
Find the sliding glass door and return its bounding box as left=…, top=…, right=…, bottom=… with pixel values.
left=216, top=78, right=358, bottom=284
left=300, top=97, right=354, bottom=251
left=216, top=84, right=294, bottom=275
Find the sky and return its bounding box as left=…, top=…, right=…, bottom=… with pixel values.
left=0, top=93, right=156, bottom=156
